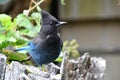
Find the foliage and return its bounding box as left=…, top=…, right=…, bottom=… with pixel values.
left=0, top=12, right=41, bottom=50
left=0, top=12, right=41, bottom=63
left=55, top=39, right=80, bottom=62
left=63, top=39, right=79, bottom=58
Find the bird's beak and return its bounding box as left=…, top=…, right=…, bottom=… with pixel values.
left=55, top=21, right=67, bottom=27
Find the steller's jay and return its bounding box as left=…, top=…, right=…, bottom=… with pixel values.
left=14, top=10, right=66, bottom=66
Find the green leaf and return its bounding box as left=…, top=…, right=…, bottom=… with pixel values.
left=55, top=57, right=63, bottom=63
left=0, top=14, right=11, bottom=21
left=61, top=0, right=66, bottom=5
left=7, top=53, right=27, bottom=61
left=0, top=41, right=15, bottom=50
left=3, top=52, right=32, bottom=65
left=15, top=39, right=27, bottom=45
left=31, top=12, right=41, bottom=25
left=0, top=22, right=3, bottom=27
left=0, top=35, right=6, bottom=44
left=16, top=14, right=33, bottom=29
left=7, top=37, right=17, bottom=42
left=28, top=25, right=41, bottom=37
left=0, top=14, right=12, bottom=28
left=7, top=18, right=17, bottom=31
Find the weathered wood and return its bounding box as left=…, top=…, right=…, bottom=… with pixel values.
left=1, top=52, right=106, bottom=80
left=62, top=53, right=106, bottom=80
left=0, top=54, right=7, bottom=80
left=5, top=61, right=61, bottom=80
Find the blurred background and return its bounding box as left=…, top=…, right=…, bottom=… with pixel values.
left=0, top=0, right=120, bottom=80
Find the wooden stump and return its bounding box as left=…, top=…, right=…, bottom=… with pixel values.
left=0, top=52, right=106, bottom=80
left=0, top=54, right=7, bottom=80
left=61, top=53, right=106, bottom=80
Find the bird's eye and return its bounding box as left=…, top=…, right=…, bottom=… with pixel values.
left=50, top=21, right=58, bottom=26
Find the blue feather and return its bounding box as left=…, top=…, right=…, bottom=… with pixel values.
left=14, top=46, right=30, bottom=51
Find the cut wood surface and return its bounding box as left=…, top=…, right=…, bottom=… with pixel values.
left=0, top=52, right=106, bottom=80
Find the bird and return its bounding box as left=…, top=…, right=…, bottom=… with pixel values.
left=14, top=10, right=66, bottom=66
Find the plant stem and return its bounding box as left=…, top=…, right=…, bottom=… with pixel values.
left=27, top=0, right=45, bottom=15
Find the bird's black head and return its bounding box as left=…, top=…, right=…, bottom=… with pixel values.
left=41, top=10, right=66, bottom=28
left=39, top=10, right=66, bottom=37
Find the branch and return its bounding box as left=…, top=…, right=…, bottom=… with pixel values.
left=24, top=0, right=46, bottom=16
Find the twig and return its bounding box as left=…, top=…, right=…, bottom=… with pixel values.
left=32, top=0, right=37, bottom=4
left=28, top=0, right=33, bottom=11
left=24, top=0, right=45, bottom=16
left=29, top=0, right=44, bottom=11
left=28, top=0, right=37, bottom=10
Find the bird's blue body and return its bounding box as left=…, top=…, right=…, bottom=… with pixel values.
left=14, top=10, right=66, bottom=66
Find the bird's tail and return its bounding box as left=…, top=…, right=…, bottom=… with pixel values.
left=14, top=46, right=30, bottom=52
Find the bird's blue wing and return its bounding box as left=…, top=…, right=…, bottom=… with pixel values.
left=14, top=46, right=30, bottom=52
left=14, top=42, right=34, bottom=52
